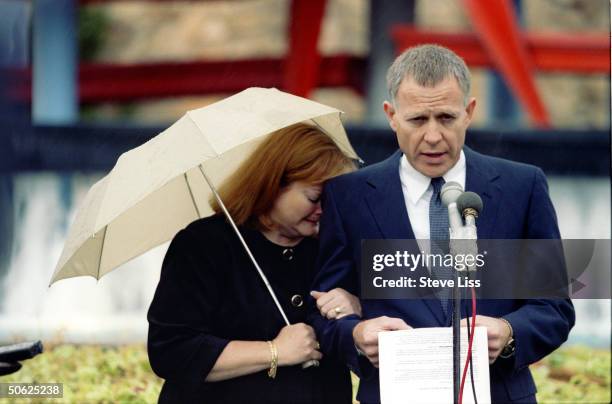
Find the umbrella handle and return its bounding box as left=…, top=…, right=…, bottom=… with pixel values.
left=302, top=359, right=320, bottom=369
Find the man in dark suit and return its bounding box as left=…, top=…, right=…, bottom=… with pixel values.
left=308, top=45, right=574, bottom=403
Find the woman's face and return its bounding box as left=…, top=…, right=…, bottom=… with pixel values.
left=267, top=181, right=323, bottom=240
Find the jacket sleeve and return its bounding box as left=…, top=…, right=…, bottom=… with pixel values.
left=502, top=168, right=575, bottom=371
left=307, top=180, right=374, bottom=379
left=147, top=228, right=230, bottom=391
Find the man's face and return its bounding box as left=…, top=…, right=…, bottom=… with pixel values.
left=383, top=76, right=476, bottom=178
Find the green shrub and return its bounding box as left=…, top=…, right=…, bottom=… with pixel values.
left=2, top=344, right=609, bottom=403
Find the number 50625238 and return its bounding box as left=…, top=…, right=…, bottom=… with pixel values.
left=0, top=383, right=63, bottom=398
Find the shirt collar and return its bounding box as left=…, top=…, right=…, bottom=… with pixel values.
left=399, top=149, right=466, bottom=204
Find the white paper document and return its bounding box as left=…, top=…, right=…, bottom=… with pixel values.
left=379, top=326, right=491, bottom=404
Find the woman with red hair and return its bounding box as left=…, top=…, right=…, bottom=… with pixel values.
left=148, top=123, right=360, bottom=403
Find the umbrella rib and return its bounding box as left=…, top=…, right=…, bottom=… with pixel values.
left=183, top=173, right=202, bottom=218
left=310, top=116, right=364, bottom=165
left=197, top=164, right=290, bottom=326
left=96, top=226, right=108, bottom=280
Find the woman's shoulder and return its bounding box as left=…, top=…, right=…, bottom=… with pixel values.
left=184, top=214, right=231, bottom=234
left=170, top=214, right=234, bottom=251
left=192, top=214, right=240, bottom=237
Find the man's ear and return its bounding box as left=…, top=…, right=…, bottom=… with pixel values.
left=464, top=97, right=477, bottom=124
left=383, top=101, right=398, bottom=132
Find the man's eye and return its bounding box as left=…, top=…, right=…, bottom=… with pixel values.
left=440, top=114, right=455, bottom=122
left=410, top=117, right=426, bottom=123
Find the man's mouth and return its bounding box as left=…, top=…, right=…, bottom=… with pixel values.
left=421, top=152, right=446, bottom=161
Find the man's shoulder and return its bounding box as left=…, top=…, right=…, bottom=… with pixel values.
left=466, top=147, right=543, bottom=179
left=327, top=150, right=401, bottom=189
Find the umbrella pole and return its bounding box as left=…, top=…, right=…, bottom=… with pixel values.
left=197, top=165, right=319, bottom=368
left=198, top=165, right=290, bottom=325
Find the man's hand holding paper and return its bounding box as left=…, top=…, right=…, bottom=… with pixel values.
left=352, top=316, right=411, bottom=367
left=460, top=315, right=513, bottom=364
left=378, top=327, right=491, bottom=404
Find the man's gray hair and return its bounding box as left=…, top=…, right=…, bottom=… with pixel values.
left=386, top=44, right=471, bottom=104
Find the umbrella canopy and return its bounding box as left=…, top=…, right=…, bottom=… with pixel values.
left=50, top=87, right=359, bottom=285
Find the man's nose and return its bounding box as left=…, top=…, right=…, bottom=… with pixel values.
left=423, top=120, right=442, bottom=144
left=314, top=202, right=322, bottom=215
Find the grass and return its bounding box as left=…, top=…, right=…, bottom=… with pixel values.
left=2, top=344, right=609, bottom=403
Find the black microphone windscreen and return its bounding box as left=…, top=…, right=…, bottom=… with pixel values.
left=457, top=191, right=483, bottom=215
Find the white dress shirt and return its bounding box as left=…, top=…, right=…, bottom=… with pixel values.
left=398, top=150, right=466, bottom=254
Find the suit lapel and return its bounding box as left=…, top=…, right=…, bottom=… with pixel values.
left=464, top=147, right=502, bottom=239
left=364, top=151, right=415, bottom=239
left=363, top=151, right=446, bottom=325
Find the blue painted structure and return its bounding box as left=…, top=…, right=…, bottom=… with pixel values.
left=32, top=0, right=77, bottom=125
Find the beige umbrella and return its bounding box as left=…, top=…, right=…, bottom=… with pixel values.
left=50, top=88, right=359, bottom=331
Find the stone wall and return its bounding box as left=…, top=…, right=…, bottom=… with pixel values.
left=85, top=0, right=609, bottom=128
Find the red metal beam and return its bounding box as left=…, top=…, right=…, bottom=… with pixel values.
left=463, top=0, right=549, bottom=127
left=391, top=27, right=610, bottom=74
left=528, top=33, right=610, bottom=73
left=5, top=56, right=366, bottom=103
left=283, top=0, right=327, bottom=98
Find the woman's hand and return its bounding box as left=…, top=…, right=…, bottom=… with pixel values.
left=311, top=288, right=362, bottom=319
left=273, top=323, right=322, bottom=366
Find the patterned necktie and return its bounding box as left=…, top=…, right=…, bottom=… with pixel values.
left=429, top=177, right=453, bottom=319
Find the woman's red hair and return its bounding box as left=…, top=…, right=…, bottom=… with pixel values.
left=211, top=123, right=355, bottom=229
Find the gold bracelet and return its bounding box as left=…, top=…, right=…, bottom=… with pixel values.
left=267, top=340, right=278, bottom=379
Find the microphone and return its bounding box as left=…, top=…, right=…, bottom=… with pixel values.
left=441, top=181, right=464, bottom=232
left=443, top=190, right=484, bottom=404
left=441, top=181, right=463, bottom=206
left=456, top=192, right=483, bottom=226
left=453, top=192, right=483, bottom=272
